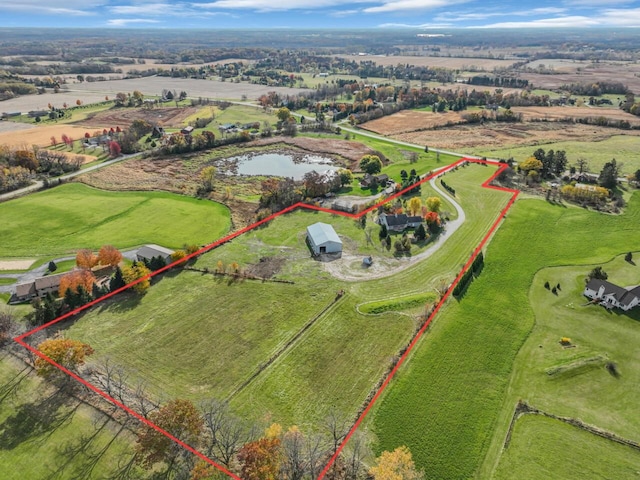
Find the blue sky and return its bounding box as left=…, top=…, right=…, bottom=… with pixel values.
left=1, top=0, right=640, bottom=28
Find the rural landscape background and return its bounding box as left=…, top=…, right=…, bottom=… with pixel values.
left=1, top=23, right=640, bottom=480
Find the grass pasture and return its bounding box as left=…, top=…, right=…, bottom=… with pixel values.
left=0, top=355, right=146, bottom=480
left=492, top=415, right=640, bottom=480
left=0, top=183, right=230, bottom=260
left=477, top=135, right=640, bottom=175
left=368, top=193, right=640, bottom=479
left=54, top=163, right=512, bottom=433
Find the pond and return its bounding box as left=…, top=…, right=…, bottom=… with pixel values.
left=228, top=152, right=339, bottom=180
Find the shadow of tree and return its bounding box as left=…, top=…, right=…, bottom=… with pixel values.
left=0, top=387, right=79, bottom=450
left=45, top=415, right=139, bottom=480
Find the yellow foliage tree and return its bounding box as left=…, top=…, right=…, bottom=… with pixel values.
left=369, top=446, right=423, bottom=480
left=122, top=263, right=152, bottom=294
left=520, top=157, right=543, bottom=173
left=407, top=197, right=422, bottom=216
left=425, top=196, right=442, bottom=213
left=35, top=337, right=94, bottom=377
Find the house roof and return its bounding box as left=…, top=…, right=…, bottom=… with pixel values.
left=15, top=282, right=36, bottom=298
left=15, top=272, right=66, bottom=298
left=587, top=278, right=640, bottom=307
left=34, top=273, right=65, bottom=290
left=137, top=244, right=175, bottom=260
left=306, top=222, right=342, bottom=246
left=382, top=214, right=423, bottom=227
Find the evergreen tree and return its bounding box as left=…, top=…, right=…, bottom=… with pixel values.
left=379, top=224, right=388, bottom=240
left=110, top=266, right=126, bottom=292
left=48, top=261, right=57, bottom=273
left=598, top=159, right=619, bottom=189
left=415, top=223, right=427, bottom=242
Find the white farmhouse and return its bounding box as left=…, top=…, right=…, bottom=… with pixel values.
left=306, top=222, right=342, bottom=256
left=584, top=278, right=640, bottom=311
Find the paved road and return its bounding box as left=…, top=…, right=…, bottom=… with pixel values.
left=0, top=151, right=143, bottom=202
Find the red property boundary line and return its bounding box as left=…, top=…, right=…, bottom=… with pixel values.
left=13, top=158, right=518, bottom=480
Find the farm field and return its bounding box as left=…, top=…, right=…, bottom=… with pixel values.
left=0, top=183, right=230, bottom=260
left=391, top=121, right=640, bottom=154
left=492, top=415, right=640, bottom=480
left=368, top=192, right=640, bottom=479
left=0, top=124, right=99, bottom=148
left=66, top=76, right=309, bottom=101
left=58, top=163, right=511, bottom=433
left=360, top=110, right=467, bottom=136
left=476, top=135, right=640, bottom=175
left=0, top=355, right=146, bottom=480
left=510, top=105, right=640, bottom=125
left=332, top=54, right=518, bottom=70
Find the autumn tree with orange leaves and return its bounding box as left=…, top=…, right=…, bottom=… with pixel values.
left=135, top=399, right=203, bottom=469
left=58, top=269, right=96, bottom=298
left=35, top=337, right=94, bottom=377
left=97, top=245, right=123, bottom=267
left=76, top=249, right=98, bottom=269
left=237, top=436, right=282, bottom=480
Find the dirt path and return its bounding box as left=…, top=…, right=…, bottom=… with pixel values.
left=323, top=172, right=465, bottom=282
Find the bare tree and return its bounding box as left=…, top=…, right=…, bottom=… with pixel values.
left=306, top=433, right=327, bottom=480
left=281, top=427, right=306, bottom=480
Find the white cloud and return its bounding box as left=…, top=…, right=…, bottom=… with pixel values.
left=194, top=0, right=369, bottom=11
left=0, top=0, right=103, bottom=15
left=111, top=3, right=173, bottom=15
left=599, top=7, right=640, bottom=26
left=106, top=18, right=162, bottom=26
left=364, top=0, right=468, bottom=14
left=476, top=15, right=600, bottom=28
left=377, top=22, right=453, bottom=28
left=564, top=0, right=634, bottom=5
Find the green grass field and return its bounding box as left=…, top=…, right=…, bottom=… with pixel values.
left=0, top=183, right=231, bottom=260
left=476, top=135, right=640, bottom=175
left=59, top=163, right=511, bottom=431
left=492, top=415, right=640, bottom=479
left=368, top=192, right=640, bottom=479
left=0, top=355, right=147, bottom=479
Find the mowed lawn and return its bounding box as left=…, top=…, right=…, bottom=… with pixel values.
left=0, top=183, right=230, bottom=259
left=66, top=269, right=337, bottom=401
left=0, top=355, right=147, bottom=479
left=369, top=193, right=640, bottom=479
left=493, top=415, right=640, bottom=480
left=476, top=135, right=640, bottom=175
left=513, top=255, right=640, bottom=442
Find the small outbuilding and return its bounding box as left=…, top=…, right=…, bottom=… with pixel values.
left=306, top=222, right=342, bottom=256
left=136, top=244, right=175, bottom=265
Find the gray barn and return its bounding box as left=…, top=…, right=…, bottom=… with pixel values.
left=306, top=223, right=342, bottom=256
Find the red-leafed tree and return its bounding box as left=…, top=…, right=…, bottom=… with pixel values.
left=109, top=141, right=122, bottom=157
left=50, top=136, right=57, bottom=146
left=84, top=132, right=91, bottom=139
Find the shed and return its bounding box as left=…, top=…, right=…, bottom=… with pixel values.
left=136, top=244, right=175, bottom=265
left=306, top=223, right=342, bottom=256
